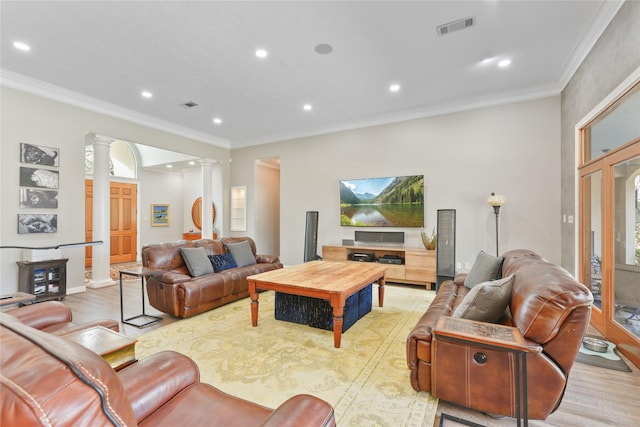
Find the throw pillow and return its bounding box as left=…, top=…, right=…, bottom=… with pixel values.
left=463, top=250, right=505, bottom=288
left=180, top=247, right=214, bottom=277
left=452, top=275, right=514, bottom=323
left=226, top=240, right=257, bottom=268
left=208, top=253, right=238, bottom=272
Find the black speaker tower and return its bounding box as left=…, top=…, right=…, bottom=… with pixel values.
left=304, top=211, right=321, bottom=262
left=436, top=209, right=456, bottom=290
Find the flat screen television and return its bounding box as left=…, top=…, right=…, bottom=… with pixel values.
left=340, top=175, right=424, bottom=227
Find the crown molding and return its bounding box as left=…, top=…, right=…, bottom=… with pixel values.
left=556, top=0, right=625, bottom=90
left=1, top=69, right=230, bottom=149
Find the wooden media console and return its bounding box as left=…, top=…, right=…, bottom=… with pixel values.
left=322, top=244, right=435, bottom=289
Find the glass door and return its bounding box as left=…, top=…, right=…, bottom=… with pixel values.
left=611, top=150, right=640, bottom=344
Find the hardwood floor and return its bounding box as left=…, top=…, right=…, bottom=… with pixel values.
left=63, top=281, right=640, bottom=426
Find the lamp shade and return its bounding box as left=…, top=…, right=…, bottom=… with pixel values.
left=487, top=193, right=506, bottom=207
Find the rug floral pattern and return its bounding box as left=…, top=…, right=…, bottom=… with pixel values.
left=136, top=285, right=437, bottom=426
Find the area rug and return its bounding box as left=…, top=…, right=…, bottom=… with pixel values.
left=576, top=335, right=632, bottom=372
left=85, top=261, right=142, bottom=281
left=136, top=285, right=438, bottom=426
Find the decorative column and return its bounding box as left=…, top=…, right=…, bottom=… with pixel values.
left=200, top=160, right=214, bottom=239
left=88, top=133, right=115, bottom=288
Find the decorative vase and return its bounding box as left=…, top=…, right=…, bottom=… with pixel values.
left=421, top=228, right=436, bottom=250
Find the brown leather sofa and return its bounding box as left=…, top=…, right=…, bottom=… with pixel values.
left=5, top=299, right=119, bottom=334
left=142, top=237, right=282, bottom=318
left=1, top=312, right=336, bottom=426
left=406, top=249, right=593, bottom=420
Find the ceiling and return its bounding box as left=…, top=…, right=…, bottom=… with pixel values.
left=1, top=1, right=623, bottom=150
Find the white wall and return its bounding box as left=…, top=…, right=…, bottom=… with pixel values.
left=138, top=169, right=185, bottom=248
left=0, top=87, right=230, bottom=293
left=231, top=96, right=562, bottom=269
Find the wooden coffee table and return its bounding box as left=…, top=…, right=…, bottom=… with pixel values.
left=247, top=260, right=387, bottom=348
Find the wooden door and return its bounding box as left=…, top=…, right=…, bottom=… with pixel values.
left=85, top=180, right=137, bottom=267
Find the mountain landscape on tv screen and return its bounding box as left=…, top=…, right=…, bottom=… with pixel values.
left=340, top=175, right=424, bottom=227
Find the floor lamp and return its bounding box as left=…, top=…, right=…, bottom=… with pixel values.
left=487, top=193, right=506, bottom=257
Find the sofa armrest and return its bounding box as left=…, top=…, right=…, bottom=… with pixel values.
left=256, top=254, right=279, bottom=264
left=453, top=273, right=467, bottom=286
left=118, top=350, right=200, bottom=423
left=151, top=271, right=191, bottom=284
left=5, top=300, right=72, bottom=330
left=261, top=394, right=336, bottom=427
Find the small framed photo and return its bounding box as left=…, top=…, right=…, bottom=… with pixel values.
left=151, top=204, right=170, bottom=226
left=20, top=143, right=60, bottom=167
left=20, top=188, right=58, bottom=208
left=20, top=167, right=59, bottom=189
left=18, top=214, right=58, bottom=234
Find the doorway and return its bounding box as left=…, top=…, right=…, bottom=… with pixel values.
left=85, top=180, right=138, bottom=267
left=255, top=158, right=280, bottom=256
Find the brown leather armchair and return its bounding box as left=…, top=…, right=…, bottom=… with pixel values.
left=1, top=313, right=335, bottom=426
left=5, top=299, right=119, bottom=334
left=407, top=249, right=593, bottom=419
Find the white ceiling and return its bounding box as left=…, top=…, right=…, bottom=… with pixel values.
left=0, top=1, right=623, bottom=150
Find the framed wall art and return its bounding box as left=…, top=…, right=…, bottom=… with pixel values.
left=19, top=167, right=59, bottom=189
left=19, top=188, right=58, bottom=209
left=151, top=204, right=170, bottom=226
left=18, top=214, right=58, bottom=234
left=20, top=143, right=60, bottom=167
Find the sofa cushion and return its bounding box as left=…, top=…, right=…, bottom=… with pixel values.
left=464, top=251, right=504, bottom=288
left=208, top=253, right=238, bottom=272
left=180, top=247, right=214, bottom=277
left=452, top=275, right=514, bottom=323
left=226, top=240, right=257, bottom=268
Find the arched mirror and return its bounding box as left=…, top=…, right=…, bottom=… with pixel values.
left=191, top=197, right=216, bottom=230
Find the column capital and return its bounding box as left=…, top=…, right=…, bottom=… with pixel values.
left=85, top=132, right=114, bottom=147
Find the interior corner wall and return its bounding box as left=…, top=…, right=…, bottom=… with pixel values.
left=0, top=86, right=230, bottom=294
left=560, top=0, right=640, bottom=274
left=231, top=96, right=562, bottom=269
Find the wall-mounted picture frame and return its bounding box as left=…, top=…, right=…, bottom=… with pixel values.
left=151, top=204, right=170, bottom=226
left=19, top=188, right=58, bottom=209
left=20, top=143, right=60, bottom=167
left=18, top=214, right=58, bottom=234
left=19, top=167, right=59, bottom=189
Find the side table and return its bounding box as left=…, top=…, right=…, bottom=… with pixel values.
left=0, top=292, right=35, bottom=307
left=119, top=267, right=162, bottom=328
left=64, top=325, right=137, bottom=371
left=433, top=316, right=528, bottom=427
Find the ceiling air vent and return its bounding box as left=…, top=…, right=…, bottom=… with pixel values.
left=437, top=17, right=475, bottom=36
left=180, top=101, right=199, bottom=109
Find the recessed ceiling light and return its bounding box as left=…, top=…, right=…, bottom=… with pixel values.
left=13, top=41, right=31, bottom=51
left=188, top=161, right=196, bottom=166
left=166, top=164, right=173, bottom=168
left=255, top=49, right=268, bottom=58
left=498, top=59, right=512, bottom=68
left=141, top=91, right=153, bottom=98
left=389, top=83, right=401, bottom=92
left=303, top=104, right=313, bottom=111
left=213, top=117, right=222, bottom=124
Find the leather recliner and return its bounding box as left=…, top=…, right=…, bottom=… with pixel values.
left=5, top=299, right=119, bottom=334
left=406, top=249, right=593, bottom=419
left=1, top=312, right=336, bottom=426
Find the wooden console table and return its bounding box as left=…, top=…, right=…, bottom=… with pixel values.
left=322, top=243, right=435, bottom=288
left=182, top=232, right=218, bottom=241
